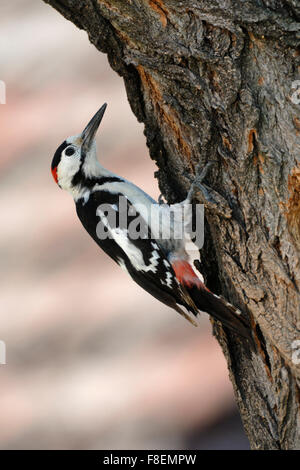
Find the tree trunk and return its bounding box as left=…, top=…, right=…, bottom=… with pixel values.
left=42, top=0, right=300, bottom=449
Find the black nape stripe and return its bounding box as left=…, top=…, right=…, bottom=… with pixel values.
left=72, top=172, right=123, bottom=188
left=97, top=176, right=123, bottom=185
left=51, top=141, right=68, bottom=169
left=71, top=166, right=84, bottom=187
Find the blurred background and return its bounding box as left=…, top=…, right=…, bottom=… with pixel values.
left=0, top=0, right=249, bottom=449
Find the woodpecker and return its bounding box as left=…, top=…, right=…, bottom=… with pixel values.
left=51, top=103, right=251, bottom=339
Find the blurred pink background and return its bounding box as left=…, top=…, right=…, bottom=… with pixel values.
left=0, top=1, right=249, bottom=449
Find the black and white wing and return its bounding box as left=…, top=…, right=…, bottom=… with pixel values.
left=75, top=189, right=198, bottom=325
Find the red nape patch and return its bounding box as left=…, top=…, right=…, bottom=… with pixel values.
left=171, top=260, right=210, bottom=291
left=51, top=167, right=58, bottom=184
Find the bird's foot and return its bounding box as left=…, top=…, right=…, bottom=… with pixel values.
left=186, top=162, right=216, bottom=204
left=185, top=161, right=232, bottom=219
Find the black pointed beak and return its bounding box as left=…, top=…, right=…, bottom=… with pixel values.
left=81, top=103, right=107, bottom=152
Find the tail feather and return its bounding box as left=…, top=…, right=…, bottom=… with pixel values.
left=171, top=259, right=251, bottom=339
left=188, top=285, right=251, bottom=339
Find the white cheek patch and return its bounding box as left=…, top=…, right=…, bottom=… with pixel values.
left=57, top=154, right=81, bottom=190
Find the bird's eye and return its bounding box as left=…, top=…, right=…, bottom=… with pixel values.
left=65, top=146, right=75, bottom=156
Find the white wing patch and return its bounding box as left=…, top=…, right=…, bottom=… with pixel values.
left=97, top=207, right=160, bottom=273
left=110, top=230, right=159, bottom=273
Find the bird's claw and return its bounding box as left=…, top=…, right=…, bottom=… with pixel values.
left=186, top=161, right=232, bottom=219
left=187, top=161, right=216, bottom=203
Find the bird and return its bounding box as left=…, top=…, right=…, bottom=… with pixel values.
left=51, top=103, right=251, bottom=339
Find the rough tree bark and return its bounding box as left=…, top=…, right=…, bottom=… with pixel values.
left=42, top=0, right=300, bottom=449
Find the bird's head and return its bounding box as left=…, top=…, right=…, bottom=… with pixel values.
left=51, top=103, right=107, bottom=190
